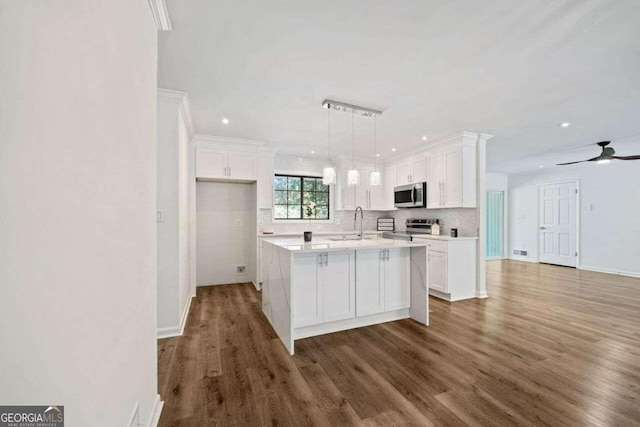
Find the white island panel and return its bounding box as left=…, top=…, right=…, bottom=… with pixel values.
left=261, top=241, right=294, bottom=354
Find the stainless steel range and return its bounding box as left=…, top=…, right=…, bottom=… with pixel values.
left=382, top=218, right=440, bottom=241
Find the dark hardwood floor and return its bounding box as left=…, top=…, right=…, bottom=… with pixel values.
left=158, top=260, right=640, bottom=426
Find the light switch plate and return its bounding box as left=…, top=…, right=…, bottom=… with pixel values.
left=156, top=209, right=164, bottom=222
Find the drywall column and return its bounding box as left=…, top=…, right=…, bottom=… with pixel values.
left=476, top=133, right=494, bottom=298
left=157, top=89, right=195, bottom=338
left=0, top=1, right=159, bottom=426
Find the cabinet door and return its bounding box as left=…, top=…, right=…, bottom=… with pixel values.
left=383, top=164, right=397, bottom=211
left=227, top=152, right=256, bottom=180
left=293, top=253, right=323, bottom=328
left=196, top=149, right=227, bottom=179
left=427, top=249, right=448, bottom=293
left=355, top=167, right=369, bottom=209
left=257, top=157, right=274, bottom=209
left=443, top=146, right=462, bottom=207
left=396, top=162, right=413, bottom=185
left=356, top=249, right=384, bottom=316
left=384, top=247, right=410, bottom=310
left=426, top=153, right=443, bottom=208
left=411, top=157, right=426, bottom=183
left=369, top=172, right=386, bottom=210
left=341, top=168, right=356, bottom=210
left=323, top=251, right=356, bottom=323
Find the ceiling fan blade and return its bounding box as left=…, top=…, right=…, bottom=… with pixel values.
left=557, top=156, right=599, bottom=166
left=612, top=155, right=640, bottom=160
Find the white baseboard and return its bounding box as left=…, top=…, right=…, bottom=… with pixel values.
left=157, top=293, right=195, bottom=339
left=293, top=309, right=410, bottom=340
left=146, top=394, right=164, bottom=427
left=578, top=265, right=640, bottom=278
left=476, top=290, right=489, bottom=299
left=509, top=255, right=538, bottom=263
left=252, top=280, right=260, bottom=291
left=428, top=288, right=479, bottom=302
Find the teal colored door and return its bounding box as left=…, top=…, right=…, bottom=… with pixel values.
left=486, top=191, right=504, bottom=259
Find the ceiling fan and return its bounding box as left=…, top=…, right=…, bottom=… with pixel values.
left=557, top=141, right=640, bottom=165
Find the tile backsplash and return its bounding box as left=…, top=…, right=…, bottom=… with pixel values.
left=259, top=207, right=478, bottom=237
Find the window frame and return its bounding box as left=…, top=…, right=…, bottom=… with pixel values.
left=272, top=173, right=332, bottom=222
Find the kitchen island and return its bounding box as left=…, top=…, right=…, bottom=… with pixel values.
left=261, top=236, right=428, bottom=354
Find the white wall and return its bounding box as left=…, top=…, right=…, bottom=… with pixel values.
left=0, top=1, right=159, bottom=426
left=508, top=162, right=640, bottom=276
left=197, top=182, right=257, bottom=285
left=157, top=92, right=193, bottom=335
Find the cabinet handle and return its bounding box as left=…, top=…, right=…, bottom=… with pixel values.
left=380, top=249, right=385, bottom=261
left=228, top=167, right=231, bottom=177
left=318, top=253, right=323, bottom=266
left=324, top=253, right=328, bottom=266
left=386, top=249, right=390, bottom=261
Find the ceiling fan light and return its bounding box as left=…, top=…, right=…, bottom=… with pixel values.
left=322, top=166, right=336, bottom=185
left=597, top=159, right=611, bottom=164
left=369, top=170, right=381, bottom=186
left=347, top=169, right=360, bottom=186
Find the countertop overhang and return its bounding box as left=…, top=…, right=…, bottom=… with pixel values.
left=262, top=236, right=429, bottom=253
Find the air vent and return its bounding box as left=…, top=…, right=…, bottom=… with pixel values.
left=521, top=250, right=528, bottom=256
left=513, top=249, right=521, bottom=256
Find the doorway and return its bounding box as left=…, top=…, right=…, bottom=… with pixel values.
left=486, top=191, right=505, bottom=259
left=538, top=181, right=578, bottom=267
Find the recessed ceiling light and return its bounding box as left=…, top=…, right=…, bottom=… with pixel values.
left=539, top=165, right=544, bottom=168
left=392, top=148, right=396, bottom=152
left=422, top=136, right=427, bottom=141
left=310, top=150, right=315, bottom=154
left=222, top=117, right=229, bottom=125
left=376, top=153, right=380, bottom=157
left=560, top=122, right=570, bottom=128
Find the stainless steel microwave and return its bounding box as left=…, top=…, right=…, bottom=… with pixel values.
left=394, top=182, right=426, bottom=208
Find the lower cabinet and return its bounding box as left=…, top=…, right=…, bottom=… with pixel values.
left=355, top=247, right=410, bottom=316
left=293, top=251, right=355, bottom=328
left=427, top=247, right=448, bottom=293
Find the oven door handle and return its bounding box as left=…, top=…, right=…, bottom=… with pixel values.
left=411, top=187, right=416, bottom=204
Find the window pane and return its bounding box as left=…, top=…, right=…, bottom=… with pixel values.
left=274, top=177, right=287, bottom=190
left=288, top=191, right=301, bottom=205
left=303, top=207, right=314, bottom=219
left=274, top=205, right=288, bottom=219
left=274, top=190, right=288, bottom=205
left=303, top=192, right=315, bottom=205
left=316, top=180, right=328, bottom=192
left=288, top=205, right=301, bottom=219
left=316, top=206, right=328, bottom=219
left=303, top=178, right=315, bottom=192
left=315, top=192, right=328, bottom=206
left=288, top=177, right=301, bottom=190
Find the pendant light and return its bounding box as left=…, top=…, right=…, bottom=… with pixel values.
left=322, top=103, right=336, bottom=185
left=369, top=115, right=382, bottom=186
left=347, top=111, right=359, bottom=186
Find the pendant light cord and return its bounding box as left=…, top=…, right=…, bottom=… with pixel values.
left=352, top=111, right=355, bottom=167
left=327, top=104, right=331, bottom=158
left=374, top=115, right=377, bottom=171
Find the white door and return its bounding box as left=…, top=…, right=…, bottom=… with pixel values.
left=227, top=152, right=256, bottom=180
left=411, top=157, right=426, bottom=183
left=383, top=164, right=397, bottom=210
left=323, top=251, right=356, bottom=323
left=196, top=149, right=227, bottom=179
left=397, top=161, right=413, bottom=185
left=356, top=249, right=384, bottom=316
left=443, top=146, right=462, bottom=207
left=293, top=253, right=323, bottom=328
left=426, top=153, right=442, bottom=208
left=538, top=182, right=577, bottom=267
left=384, top=248, right=410, bottom=310
left=427, top=248, right=447, bottom=293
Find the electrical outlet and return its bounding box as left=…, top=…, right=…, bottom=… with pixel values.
left=236, top=266, right=245, bottom=274
left=236, top=219, right=242, bottom=227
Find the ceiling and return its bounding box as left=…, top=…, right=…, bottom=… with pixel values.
left=158, top=0, right=640, bottom=174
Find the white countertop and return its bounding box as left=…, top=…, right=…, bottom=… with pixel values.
left=259, top=231, right=383, bottom=238
left=410, top=234, right=478, bottom=241
left=262, top=236, right=427, bottom=253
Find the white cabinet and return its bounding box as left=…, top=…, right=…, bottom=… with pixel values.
left=257, top=155, right=274, bottom=209
left=383, top=164, right=397, bottom=211
left=356, top=247, right=410, bottom=316
left=413, top=237, right=477, bottom=301
left=397, top=157, right=426, bottom=185
left=339, top=163, right=388, bottom=211
left=196, top=148, right=256, bottom=181
left=293, top=251, right=355, bottom=328
left=427, top=247, right=448, bottom=293
left=425, top=143, right=476, bottom=208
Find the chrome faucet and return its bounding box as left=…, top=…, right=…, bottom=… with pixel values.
left=354, top=206, right=364, bottom=240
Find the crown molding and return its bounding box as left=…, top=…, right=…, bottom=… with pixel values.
left=384, top=131, right=488, bottom=163
left=193, top=134, right=265, bottom=147
left=157, top=88, right=195, bottom=137
left=147, top=0, right=172, bottom=31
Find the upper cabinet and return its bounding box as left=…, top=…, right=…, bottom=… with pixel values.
left=396, top=156, right=426, bottom=185
left=426, top=139, right=476, bottom=208
left=338, top=161, right=390, bottom=211
left=196, top=148, right=256, bottom=181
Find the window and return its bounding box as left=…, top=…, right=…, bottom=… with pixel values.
left=273, top=174, right=330, bottom=220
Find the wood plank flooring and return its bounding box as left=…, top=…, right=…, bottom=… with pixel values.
left=158, top=260, right=640, bottom=426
